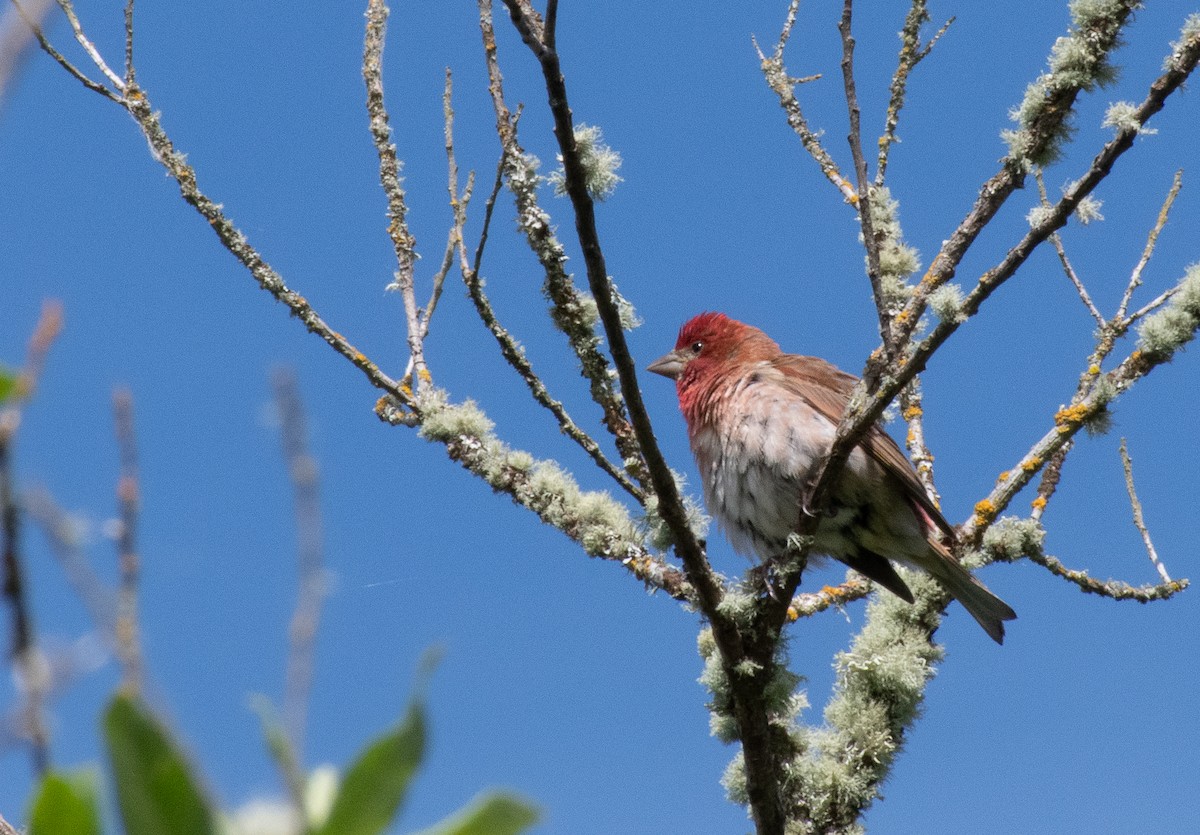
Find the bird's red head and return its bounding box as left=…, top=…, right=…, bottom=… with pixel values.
left=647, top=313, right=781, bottom=416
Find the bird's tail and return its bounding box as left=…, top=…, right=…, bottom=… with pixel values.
left=926, top=544, right=1017, bottom=645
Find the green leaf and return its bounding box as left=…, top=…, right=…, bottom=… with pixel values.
left=29, top=770, right=102, bottom=835
left=411, top=792, right=539, bottom=835
left=103, top=692, right=217, bottom=835
left=0, top=367, right=19, bottom=405
left=316, top=702, right=425, bottom=835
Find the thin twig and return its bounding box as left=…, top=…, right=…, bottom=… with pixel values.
left=1027, top=550, right=1185, bottom=601
left=122, top=0, right=134, bottom=85
left=419, top=68, right=473, bottom=347
left=892, top=0, right=1147, bottom=349
left=460, top=157, right=643, bottom=500
left=23, top=487, right=117, bottom=631
left=899, top=380, right=938, bottom=501
left=1119, top=438, right=1171, bottom=583
left=8, top=0, right=119, bottom=101
left=53, top=0, right=124, bottom=90
left=961, top=318, right=1200, bottom=546
left=755, top=0, right=857, bottom=204
left=273, top=368, right=327, bottom=762
left=364, top=0, right=427, bottom=392
left=863, top=32, right=1200, bottom=501
left=478, top=0, right=649, bottom=491
left=877, top=3, right=952, bottom=185
left=0, top=302, right=62, bottom=777
left=1120, top=169, right=1183, bottom=320
left=1030, top=443, right=1070, bottom=522
left=837, top=0, right=891, bottom=353
left=1036, top=171, right=1105, bottom=324
left=112, top=388, right=144, bottom=694
left=0, top=0, right=55, bottom=106
left=501, top=1, right=784, bottom=829
left=788, top=575, right=872, bottom=619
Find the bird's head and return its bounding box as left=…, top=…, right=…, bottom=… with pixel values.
left=647, top=312, right=780, bottom=389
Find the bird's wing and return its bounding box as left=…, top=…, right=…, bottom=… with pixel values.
left=767, top=354, right=957, bottom=542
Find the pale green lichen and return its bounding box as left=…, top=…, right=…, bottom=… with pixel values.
left=1073, top=194, right=1105, bottom=225
left=416, top=390, right=494, bottom=441
left=1004, top=0, right=1134, bottom=167
left=716, top=587, right=760, bottom=629
left=549, top=124, right=623, bottom=201
left=979, top=516, right=1046, bottom=563
left=781, top=574, right=942, bottom=829
left=928, top=283, right=967, bottom=324
left=1137, top=263, right=1200, bottom=361
left=1026, top=204, right=1055, bottom=228
left=416, top=388, right=644, bottom=559
left=865, top=187, right=920, bottom=315
left=1102, top=100, right=1156, bottom=135
left=1165, top=13, right=1200, bottom=71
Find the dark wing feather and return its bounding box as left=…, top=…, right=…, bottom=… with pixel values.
left=768, top=354, right=957, bottom=542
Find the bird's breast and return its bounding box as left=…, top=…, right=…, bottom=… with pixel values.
left=690, top=374, right=854, bottom=559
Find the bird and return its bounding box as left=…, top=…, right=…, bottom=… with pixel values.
left=647, top=311, right=1016, bottom=643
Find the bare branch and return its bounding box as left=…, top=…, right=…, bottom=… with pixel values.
left=478, top=0, right=649, bottom=491
left=838, top=0, right=892, bottom=352
left=364, top=0, right=427, bottom=392
left=1121, top=169, right=1183, bottom=320
left=376, top=395, right=691, bottom=601
left=273, top=368, right=327, bottom=762
left=1030, top=443, right=1070, bottom=522
left=1119, top=438, right=1172, bottom=583
left=53, top=0, right=125, bottom=91
left=0, top=0, right=55, bottom=105
left=1036, top=171, right=1105, bottom=325
left=899, top=380, right=938, bottom=501
left=867, top=28, right=1200, bottom=481
left=0, top=302, right=62, bottom=776
left=499, top=0, right=715, bottom=622
left=420, top=69, right=474, bottom=347
left=755, top=0, right=857, bottom=204
left=893, top=0, right=1146, bottom=349
left=8, top=0, right=120, bottom=101
left=788, top=575, right=872, bottom=619
left=112, top=388, right=144, bottom=694
left=123, top=0, right=134, bottom=85
left=1028, top=550, right=1186, bottom=601
left=23, top=487, right=117, bottom=631
left=460, top=157, right=643, bottom=500
left=877, top=2, right=953, bottom=185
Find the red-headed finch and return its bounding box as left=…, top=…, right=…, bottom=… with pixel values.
left=648, top=312, right=1016, bottom=643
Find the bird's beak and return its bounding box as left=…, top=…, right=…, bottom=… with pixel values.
left=647, top=349, right=688, bottom=380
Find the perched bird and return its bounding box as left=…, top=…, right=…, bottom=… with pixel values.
left=648, top=312, right=1016, bottom=643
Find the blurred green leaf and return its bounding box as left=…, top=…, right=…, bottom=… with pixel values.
left=29, top=770, right=102, bottom=835
left=0, top=366, right=19, bottom=405
left=103, top=692, right=217, bottom=835
left=411, top=792, right=539, bottom=835
left=315, top=702, right=424, bottom=835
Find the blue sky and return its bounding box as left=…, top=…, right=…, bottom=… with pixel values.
left=2, top=2, right=1198, bottom=832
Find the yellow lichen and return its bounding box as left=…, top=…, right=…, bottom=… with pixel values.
left=996, top=470, right=1010, bottom=484
left=1088, top=364, right=1101, bottom=375
left=1054, top=404, right=1090, bottom=425
left=786, top=606, right=799, bottom=622
left=1031, top=496, right=1048, bottom=511
left=902, top=405, right=923, bottom=421
left=1021, top=457, right=1043, bottom=473
left=974, top=499, right=997, bottom=522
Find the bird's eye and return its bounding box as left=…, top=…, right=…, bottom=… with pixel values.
left=690, top=341, right=704, bottom=354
